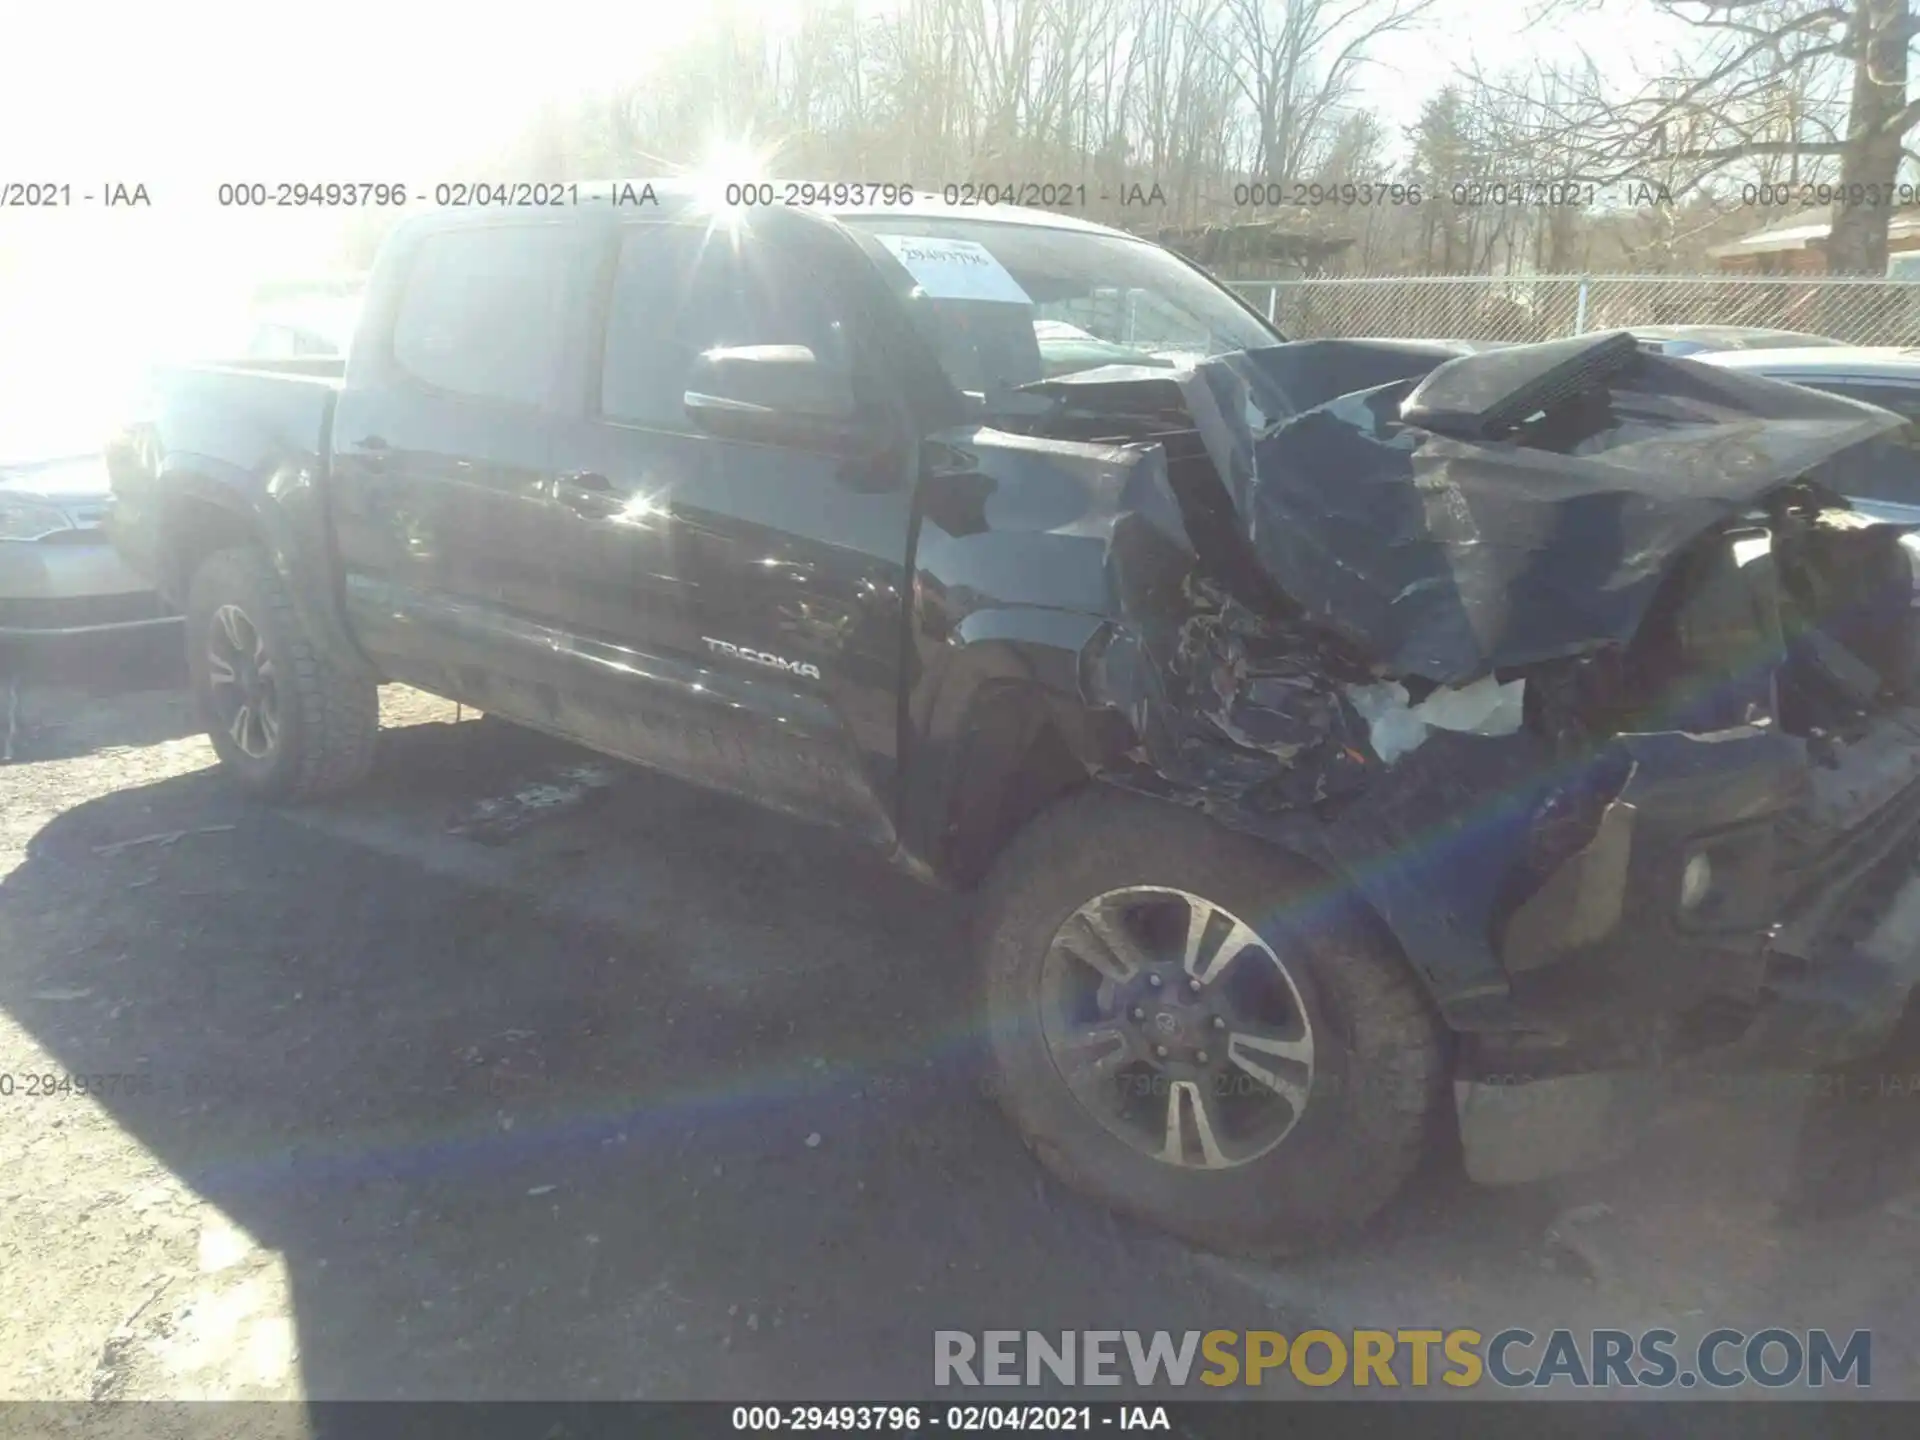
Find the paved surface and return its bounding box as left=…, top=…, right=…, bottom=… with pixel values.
left=4, top=632, right=1920, bottom=1404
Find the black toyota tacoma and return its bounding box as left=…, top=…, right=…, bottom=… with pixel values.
left=106, top=183, right=1920, bottom=1255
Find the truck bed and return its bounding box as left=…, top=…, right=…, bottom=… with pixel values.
left=105, top=362, right=345, bottom=604
left=143, top=361, right=342, bottom=467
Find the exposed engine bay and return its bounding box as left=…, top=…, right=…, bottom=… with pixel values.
left=945, top=330, right=1920, bottom=1168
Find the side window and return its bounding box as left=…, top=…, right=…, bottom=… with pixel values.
left=600, top=225, right=850, bottom=430
left=391, top=224, right=572, bottom=405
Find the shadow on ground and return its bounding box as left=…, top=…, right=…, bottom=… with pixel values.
left=1, top=630, right=194, bottom=761
left=4, top=670, right=1920, bottom=1401
left=0, top=716, right=1341, bottom=1401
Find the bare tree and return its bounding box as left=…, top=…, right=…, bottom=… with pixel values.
left=1536, top=0, right=1920, bottom=272
left=1214, top=0, right=1440, bottom=179
left=452, top=0, right=1589, bottom=276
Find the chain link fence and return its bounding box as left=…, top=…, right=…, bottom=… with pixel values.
left=1230, top=275, right=1920, bottom=347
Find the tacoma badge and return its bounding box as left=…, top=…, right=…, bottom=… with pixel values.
left=702, top=636, right=822, bottom=680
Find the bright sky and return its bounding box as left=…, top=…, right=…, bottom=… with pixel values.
left=1, top=0, right=789, bottom=380
left=1365, top=1, right=1692, bottom=134
left=0, top=0, right=1679, bottom=378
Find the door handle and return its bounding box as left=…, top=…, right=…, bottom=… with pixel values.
left=553, top=470, right=620, bottom=517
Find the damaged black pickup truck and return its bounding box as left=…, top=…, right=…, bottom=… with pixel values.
left=106, top=186, right=1920, bottom=1255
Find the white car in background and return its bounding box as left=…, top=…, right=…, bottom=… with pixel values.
left=1695, top=346, right=1920, bottom=525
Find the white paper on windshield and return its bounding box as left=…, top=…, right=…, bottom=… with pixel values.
left=874, top=235, right=1032, bottom=305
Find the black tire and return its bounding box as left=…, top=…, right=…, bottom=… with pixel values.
left=976, top=786, right=1449, bottom=1257
left=185, top=546, right=378, bottom=801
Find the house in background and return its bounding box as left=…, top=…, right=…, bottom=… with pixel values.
left=1710, top=209, right=1920, bottom=276
left=1145, top=220, right=1356, bottom=281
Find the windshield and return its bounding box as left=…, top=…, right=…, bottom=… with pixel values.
left=836, top=216, right=1278, bottom=405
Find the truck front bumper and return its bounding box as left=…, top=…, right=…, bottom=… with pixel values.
left=1455, top=714, right=1920, bottom=1183
left=1456, top=868, right=1920, bottom=1184
left=1502, top=729, right=1805, bottom=1007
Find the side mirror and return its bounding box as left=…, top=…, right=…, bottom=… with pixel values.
left=684, top=345, right=863, bottom=452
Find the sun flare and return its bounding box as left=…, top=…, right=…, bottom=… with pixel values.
left=686, top=138, right=779, bottom=213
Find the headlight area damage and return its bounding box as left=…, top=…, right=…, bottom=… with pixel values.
left=964, top=330, right=1920, bottom=1182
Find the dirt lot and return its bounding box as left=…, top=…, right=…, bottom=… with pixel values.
left=4, top=631, right=1920, bottom=1405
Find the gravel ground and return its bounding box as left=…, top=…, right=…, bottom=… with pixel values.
left=4, top=631, right=1920, bottom=1409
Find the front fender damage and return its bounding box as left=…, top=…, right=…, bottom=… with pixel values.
left=1009, top=333, right=1911, bottom=1183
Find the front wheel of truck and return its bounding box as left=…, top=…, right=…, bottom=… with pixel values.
left=977, top=786, right=1449, bottom=1257
left=185, top=546, right=379, bottom=801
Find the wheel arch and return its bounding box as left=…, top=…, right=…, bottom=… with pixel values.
left=155, top=462, right=375, bottom=681
left=897, top=608, right=1131, bottom=887
left=902, top=608, right=1470, bottom=1038
left=971, top=778, right=1456, bottom=1256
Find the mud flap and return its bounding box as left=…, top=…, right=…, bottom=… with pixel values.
left=1455, top=1070, right=1669, bottom=1185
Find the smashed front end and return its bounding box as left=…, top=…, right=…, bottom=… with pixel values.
left=976, top=331, right=1920, bottom=1182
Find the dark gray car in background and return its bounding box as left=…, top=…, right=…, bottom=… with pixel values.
left=1, top=295, right=359, bottom=643
left=1699, top=346, right=1920, bottom=526
left=0, top=411, right=179, bottom=640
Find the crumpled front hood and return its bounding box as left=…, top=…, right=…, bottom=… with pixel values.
left=1160, top=335, right=1905, bottom=684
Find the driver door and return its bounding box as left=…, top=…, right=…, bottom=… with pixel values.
left=543, top=218, right=916, bottom=838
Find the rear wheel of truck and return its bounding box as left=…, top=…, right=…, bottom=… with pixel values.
left=977, top=786, right=1449, bottom=1257
left=185, top=546, right=378, bottom=801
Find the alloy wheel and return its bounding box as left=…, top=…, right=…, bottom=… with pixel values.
left=205, top=603, right=281, bottom=760
left=1037, top=886, right=1315, bottom=1170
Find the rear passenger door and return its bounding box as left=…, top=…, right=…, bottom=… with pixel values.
left=331, top=217, right=586, bottom=703
left=544, top=216, right=917, bottom=839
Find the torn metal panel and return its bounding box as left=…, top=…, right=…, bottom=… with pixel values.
left=997, top=334, right=1892, bottom=779
left=912, top=415, right=1377, bottom=817
left=934, top=333, right=1920, bottom=1039
left=1207, top=336, right=1904, bottom=684
left=1027, top=332, right=1903, bottom=688
left=1087, top=575, right=1378, bottom=818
